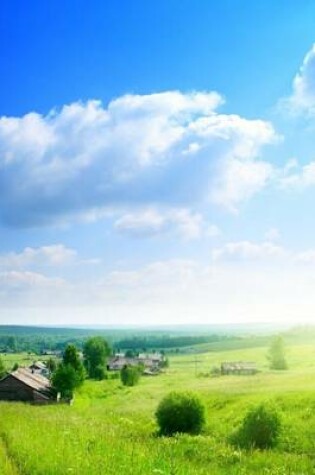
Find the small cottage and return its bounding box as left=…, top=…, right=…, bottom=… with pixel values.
left=29, top=361, right=49, bottom=378
left=220, top=361, right=257, bottom=375
left=108, top=352, right=165, bottom=373
left=0, top=367, right=56, bottom=403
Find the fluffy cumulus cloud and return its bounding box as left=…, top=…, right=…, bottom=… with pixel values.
left=278, top=159, right=315, bottom=190
left=285, top=44, right=315, bottom=113
left=212, top=240, right=286, bottom=261
left=0, top=244, right=77, bottom=268
left=0, top=91, right=277, bottom=227
left=114, top=207, right=219, bottom=239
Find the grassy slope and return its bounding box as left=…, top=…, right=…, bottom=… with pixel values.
left=1, top=344, right=315, bottom=474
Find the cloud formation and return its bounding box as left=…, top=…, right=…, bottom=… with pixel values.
left=212, top=240, right=286, bottom=261
left=0, top=91, right=277, bottom=227
left=286, top=44, right=315, bottom=113
left=0, top=245, right=77, bottom=268
left=114, top=207, right=219, bottom=240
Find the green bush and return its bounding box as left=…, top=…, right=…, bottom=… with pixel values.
left=94, top=364, right=107, bottom=380
left=120, top=365, right=141, bottom=386
left=231, top=403, right=281, bottom=449
left=52, top=363, right=83, bottom=399
left=155, top=391, right=205, bottom=436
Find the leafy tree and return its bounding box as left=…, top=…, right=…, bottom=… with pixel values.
left=94, top=364, right=107, bottom=380
left=120, top=365, right=141, bottom=387
left=63, top=344, right=85, bottom=382
left=267, top=336, right=288, bottom=370
left=231, top=404, right=281, bottom=449
left=83, top=337, right=110, bottom=379
left=12, top=362, right=19, bottom=371
left=0, top=356, right=6, bottom=378
left=155, top=391, right=205, bottom=436
left=52, top=364, right=82, bottom=399
left=46, top=357, right=57, bottom=374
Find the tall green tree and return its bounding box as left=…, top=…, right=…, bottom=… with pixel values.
left=83, top=337, right=111, bottom=378
left=267, top=336, right=288, bottom=370
left=52, top=364, right=82, bottom=399
left=63, top=344, right=85, bottom=382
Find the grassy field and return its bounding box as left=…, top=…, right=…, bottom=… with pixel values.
left=1, top=343, right=315, bottom=474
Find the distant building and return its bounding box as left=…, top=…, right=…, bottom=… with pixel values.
left=108, top=352, right=165, bottom=372
left=0, top=367, right=56, bottom=403
left=41, top=349, right=62, bottom=357
left=220, top=361, right=257, bottom=375
left=29, top=361, right=50, bottom=378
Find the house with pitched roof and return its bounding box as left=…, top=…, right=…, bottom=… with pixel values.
left=0, top=367, right=56, bottom=403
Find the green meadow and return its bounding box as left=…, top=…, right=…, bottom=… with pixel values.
left=1, top=341, right=315, bottom=474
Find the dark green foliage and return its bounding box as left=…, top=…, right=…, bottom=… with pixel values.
left=12, top=362, right=19, bottom=371
left=115, top=334, right=234, bottom=350
left=63, top=344, right=85, bottom=382
left=155, top=391, right=205, bottom=436
left=94, top=364, right=107, bottom=380
left=231, top=404, right=281, bottom=449
left=84, top=337, right=111, bottom=379
left=46, top=357, right=57, bottom=373
left=52, top=364, right=83, bottom=399
left=267, top=336, right=288, bottom=370
left=120, top=365, right=141, bottom=386
left=0, top=356, right=6, bottom=378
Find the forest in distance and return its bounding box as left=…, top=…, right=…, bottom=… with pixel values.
left=0, top=322, right=299, bottom=355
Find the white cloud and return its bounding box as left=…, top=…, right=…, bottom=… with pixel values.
left=114, top=207, right=219, bottom=240
left=0, top=245, right=77, bottom=268
left=295, top=249, right=315, bottom=264
left=285, top=44, right=315, bottom=114
left=264, top=228, right=281, bottom=241
left=211, top=158, right=274, bottom=211
left=0, top=271, right=65, bottom=289
left=279, top=160, right=315, bottom=190
left=0, top=91, right=278, bottom=227
left=212, top=240, right=286, bottom=261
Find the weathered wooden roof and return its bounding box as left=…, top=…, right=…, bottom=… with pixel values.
left=5, top=368, right=51, bottom=392
left=29, top=361, right=47, bottom=370
left=221, top=361, right=257, bottom=370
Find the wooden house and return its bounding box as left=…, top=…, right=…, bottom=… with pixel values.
left=220, top=361, right=257, bottom=375
left=29, top=361, right=49, bottom=378
left=108, top=352, right=165, bottom=372
left=0, top=367, right=56, bottom=403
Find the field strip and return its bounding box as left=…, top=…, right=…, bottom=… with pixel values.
left=0, top=435, right=20, bottom=475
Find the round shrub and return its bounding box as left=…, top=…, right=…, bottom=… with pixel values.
left=94, top=364, right=107, bottom=380
left=155, top=391, right=205, bottom=436
left=120, top=365, right=141, bottom=386
left=232, top=403, right=281, bottom=449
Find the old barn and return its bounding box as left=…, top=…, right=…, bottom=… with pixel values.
left=0, top=367, right=56, bottom=403
left=220, top=361, right=257, bottom=375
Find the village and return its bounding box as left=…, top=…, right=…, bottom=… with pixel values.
left=0, top=347, right=258, bottom=403
left=0, top=350, right=169, bottom=403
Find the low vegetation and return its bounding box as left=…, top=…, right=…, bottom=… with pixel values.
left=231, top=403, right=281, bottom=449
left=0, top=329, right=315, bottom=473
left=120, top=365, right=141, bottom=387
left=156, top=391, right=205, bottom=436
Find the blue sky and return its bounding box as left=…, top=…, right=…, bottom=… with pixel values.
left=2, top=1, right=315, bottom=325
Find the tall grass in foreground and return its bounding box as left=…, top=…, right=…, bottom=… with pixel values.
left=1, top=344, right=315, bottom=474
